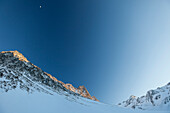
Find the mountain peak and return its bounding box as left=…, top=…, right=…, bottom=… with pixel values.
left=0, top=50, right=99, bottom=102
left=118, top=83, right=170, bottom=110
left=1, top=50, right=29, bottom=62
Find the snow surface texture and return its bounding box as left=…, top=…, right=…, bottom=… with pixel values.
left=118, top=83, right=170, bottom=111
left=1, top=88, right=169, bottom=113
left=0, top=50, right=169, bottom=113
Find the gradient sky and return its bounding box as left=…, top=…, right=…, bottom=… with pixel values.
left=0, top=0, right=170, bottom=104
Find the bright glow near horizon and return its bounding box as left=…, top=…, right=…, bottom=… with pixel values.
left=105, top=1, right=170, bottom=104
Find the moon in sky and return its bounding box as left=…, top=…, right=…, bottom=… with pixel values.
left=40, top=6, right=42, bottom=8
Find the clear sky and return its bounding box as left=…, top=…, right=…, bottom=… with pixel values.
left=0, top=0, right=170, bottom=104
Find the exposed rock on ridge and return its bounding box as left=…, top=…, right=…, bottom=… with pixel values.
left=118, top=83, right=170, bottom=110
left=1, top=51, right=29, bottom=62
left=0, top=50, right=99, bottom=101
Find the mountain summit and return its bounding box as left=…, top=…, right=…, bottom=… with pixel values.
left=0, top=50, right=99, bottom=101
left=118, top=83, right=170, bottom=111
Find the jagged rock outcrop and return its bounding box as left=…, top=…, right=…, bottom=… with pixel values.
left=118, top=83, right=170, bottom=110
left=0, top=50, right=99, bottom=101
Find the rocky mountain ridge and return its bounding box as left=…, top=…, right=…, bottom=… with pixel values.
left=0, top=50, right=99, bottom=101
left=118, top=83, right=170, bottom=110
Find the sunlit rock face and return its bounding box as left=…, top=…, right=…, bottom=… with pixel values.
left=118, top=83, right=170, bottom=110
left=1, top=51, right=29, bottom=62
left=0, top=50, right=99, bottom=101
left=65, top=84, right=99, bottom=101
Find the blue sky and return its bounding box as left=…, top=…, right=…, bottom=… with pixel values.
left=0, top=0, right=170, bottom=104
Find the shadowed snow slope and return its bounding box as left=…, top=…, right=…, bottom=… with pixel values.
left=0, top=88, right=169, bottom=113
left=0, top=50, right=169, bottom=113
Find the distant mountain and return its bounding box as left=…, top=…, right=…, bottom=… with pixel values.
left=0, top=50, right=99, bottom=101
left=118, top=83, right=170, bottom=111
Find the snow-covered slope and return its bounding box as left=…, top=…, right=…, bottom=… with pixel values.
left=0, top=50, right=98, bottom=101
left=0, top=83, right=169, bottom=113
left=0, top=50, right=169, bottom=113
left=2, top=88, right=168, bottom=113
left=118, top=83, right=170, bottom=111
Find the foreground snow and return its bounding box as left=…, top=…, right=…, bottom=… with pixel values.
left=0, top=89, right=169, bottom=113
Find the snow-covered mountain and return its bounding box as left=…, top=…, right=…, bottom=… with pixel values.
left=0, top=50, right=169, bottom=113
left=0, top=50, right=98, bottom=101
left=118, top=83, right=170, bottom=111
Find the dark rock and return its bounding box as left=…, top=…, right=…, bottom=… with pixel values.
left=0, top=72, right=3, bottom=78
